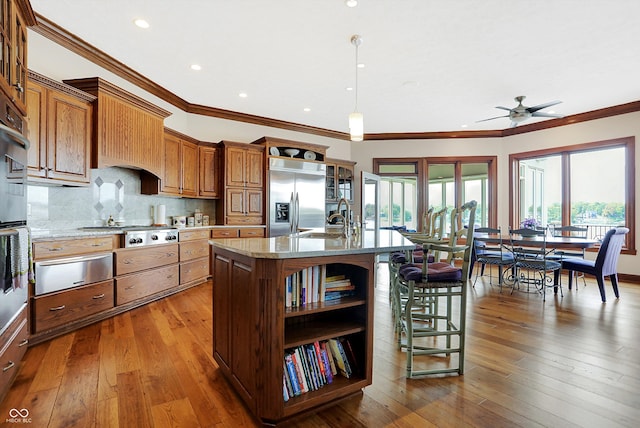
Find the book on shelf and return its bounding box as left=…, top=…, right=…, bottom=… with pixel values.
left=328, top=338, right=351, bottom=378
left=287, top=265, right=359, bottom=307
left=291, top=348, right=309, bottom=393
left=321, top=341, right=338, bottom=377
left=283, top=336, right=360, bottom=398
left=284, top=353, right=301, bottom=397
left=340, top=336, right=360, bottom=377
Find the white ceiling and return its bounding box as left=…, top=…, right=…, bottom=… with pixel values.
left=29, top=0, right=640, bottom=135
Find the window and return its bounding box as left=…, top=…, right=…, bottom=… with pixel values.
left=379, top=177, right=417, bottom=230
left=374, top=157, right=496, bottom=233
left=510, top=137, right=635, bottom=252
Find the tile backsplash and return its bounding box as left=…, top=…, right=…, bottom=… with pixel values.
left=27, top=167, right=216, bottom=230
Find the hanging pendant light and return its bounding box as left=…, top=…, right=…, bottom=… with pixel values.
left=349, top=35, right=363, bottom=142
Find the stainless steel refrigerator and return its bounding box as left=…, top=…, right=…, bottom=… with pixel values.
left=268, top=157, right=326, bottom=237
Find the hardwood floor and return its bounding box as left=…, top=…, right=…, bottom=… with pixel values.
left=2, top=265, right=639, bottom=427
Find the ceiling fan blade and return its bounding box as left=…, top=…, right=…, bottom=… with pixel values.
left=531, top=112, right=564, bottom=118
left=476, top=114, right=509, bottom=123
left=526, top=100, right=562, bottom=113
left=495, top=106, right=512, bottom=111
left=510, top=121, right=519, bottom=128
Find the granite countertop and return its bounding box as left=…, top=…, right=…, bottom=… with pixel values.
left=29, top=224, right=258, bottom=241
left=209, top=229, right=415, bottom=259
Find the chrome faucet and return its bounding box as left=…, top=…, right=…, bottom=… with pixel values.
left=327, top=197, right=352, bottom=237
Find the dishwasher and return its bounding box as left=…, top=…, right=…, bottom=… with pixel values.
left=34, top=252, right=113, bottom=295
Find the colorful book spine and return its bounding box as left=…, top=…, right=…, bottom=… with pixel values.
left=284, top=353, right=301, bottom=396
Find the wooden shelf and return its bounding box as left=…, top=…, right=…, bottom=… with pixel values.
left=284, top=297, right=366, bottom=317
left=284, top=321, right=366, bottom=349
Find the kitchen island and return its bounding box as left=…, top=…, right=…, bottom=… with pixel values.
left=210, top=230, right=414, bottom=426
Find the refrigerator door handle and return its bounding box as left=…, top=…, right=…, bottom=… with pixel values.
left=289, top=192, right=295, bottom=234
left=294, top=192, right=300, bottom=233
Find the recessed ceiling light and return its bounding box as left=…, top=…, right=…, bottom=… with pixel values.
left=239, top=92, right=248, bottom=98
left=190, top=64, right=202, bottom=71
left=346, top=87, right=353, bottom=91
left=134, top=19, right=150, bottom=29
left=303, top=107, right=311, bottom=112
left=345, top=0, right=358, bottom=7
left=461, top=124, right=468, bottom=128
left=357, top=63, right=365, bottom=68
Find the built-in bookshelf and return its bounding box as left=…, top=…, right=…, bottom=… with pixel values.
left=212, top=249, right=374, bottom=425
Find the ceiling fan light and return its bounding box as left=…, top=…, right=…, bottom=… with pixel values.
left=349, top=112, right=364, bottom=141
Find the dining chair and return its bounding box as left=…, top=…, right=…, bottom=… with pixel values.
left=472, top=227, right=514, bottom=290
left=508, top=227, right=562, bottom=301
left=549, top=224, right=589, bottom=286
left=396, top=200, right=476, bottom=377
left=561, top=227, right=628, bottom=302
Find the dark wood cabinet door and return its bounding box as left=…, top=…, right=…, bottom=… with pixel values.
left=226, top=146, right=246, bottom=187
left=161, top=133, right=181, bottom=194
left=26, top=81, right=46, bottom=178
left=45, top=89, right=92, bottom=184
left=199, top=145, right=219, bottom=198
left=181, top=140, right=198, bottom=196
left=246, top=149, right=263, bottom=188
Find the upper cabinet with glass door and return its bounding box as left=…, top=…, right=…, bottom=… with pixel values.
left=0, top=0, right=35, bottom=116
left=325, top=158, right=356, bottom=203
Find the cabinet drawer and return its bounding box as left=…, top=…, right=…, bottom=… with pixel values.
left=179, top=229, right=210, bottom=241
left=180, top=258, right=210, bottom=284
left=211, top=228, right=240, bottom=238
left=239, top=228, right=265, bottom=238
left=180, top=240, right=209, bottom=262
left=33, top=236, right=115, bottom=259
left=225, top=216, right=263, bottom=225
left=0, top=315, right=28, bottom=397
left=115, top=264, right=179, bottom=306
left=114, top=244, right=179, bottom=275
left=32, top=280, right=114, bottom=332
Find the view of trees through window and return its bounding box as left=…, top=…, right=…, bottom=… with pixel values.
left=516, top=143, right=629, bottom=241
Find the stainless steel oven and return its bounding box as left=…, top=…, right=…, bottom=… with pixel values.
left=0, top=100, right=29, bottom=335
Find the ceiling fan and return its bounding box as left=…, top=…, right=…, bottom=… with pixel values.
left=478, top=96, right=563, bottom=127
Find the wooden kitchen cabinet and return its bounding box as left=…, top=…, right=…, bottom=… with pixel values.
left=210, top=227, right=265, bottom=238
left=141, top=128, right=198, bottom=197
left=63, top=77, right=171, bottom=177
left=216, top=141, right=265, bottom=225
left=326, top=158, right=356, bottom=203
left=115, top=265, right=179, bottom=306
left=0, top=0, right=35, bottom=116
left=25, top=71, right=95, bottom=185
left=0, top=305, right=28, bottom=403
left=32, top=280, right=114, bottom=333
left=32, top=235, right=116, bottom=260
left=211, top=249, right=374, bottom=425
left=199, top=143, right=220, bottom=198
left=179, top=229, right=210, bottom=285
left=114, top=244, right=180, bottom=306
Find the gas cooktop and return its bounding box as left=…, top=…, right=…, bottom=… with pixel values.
left=79, top=226, right=179, bottom=247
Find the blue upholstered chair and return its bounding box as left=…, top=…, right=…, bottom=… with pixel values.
left=561, top=227, right=628, bottom=302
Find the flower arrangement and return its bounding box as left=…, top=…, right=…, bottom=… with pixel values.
left=520, top=217, right=540, bottom=229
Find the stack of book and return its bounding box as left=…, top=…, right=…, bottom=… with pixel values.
left=283, top=337, right=359, bottom=401
left=284, top=266, right=357, bottom=308
left=323, top=274, right=355, bottom=301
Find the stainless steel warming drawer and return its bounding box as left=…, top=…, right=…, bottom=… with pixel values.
left=34, top=252, right=113, bottom=295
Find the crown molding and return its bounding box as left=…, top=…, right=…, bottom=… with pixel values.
left=30, top=13, right=640, bottom=142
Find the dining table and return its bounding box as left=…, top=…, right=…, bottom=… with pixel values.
left=473, top=233, right=600, bottom=295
